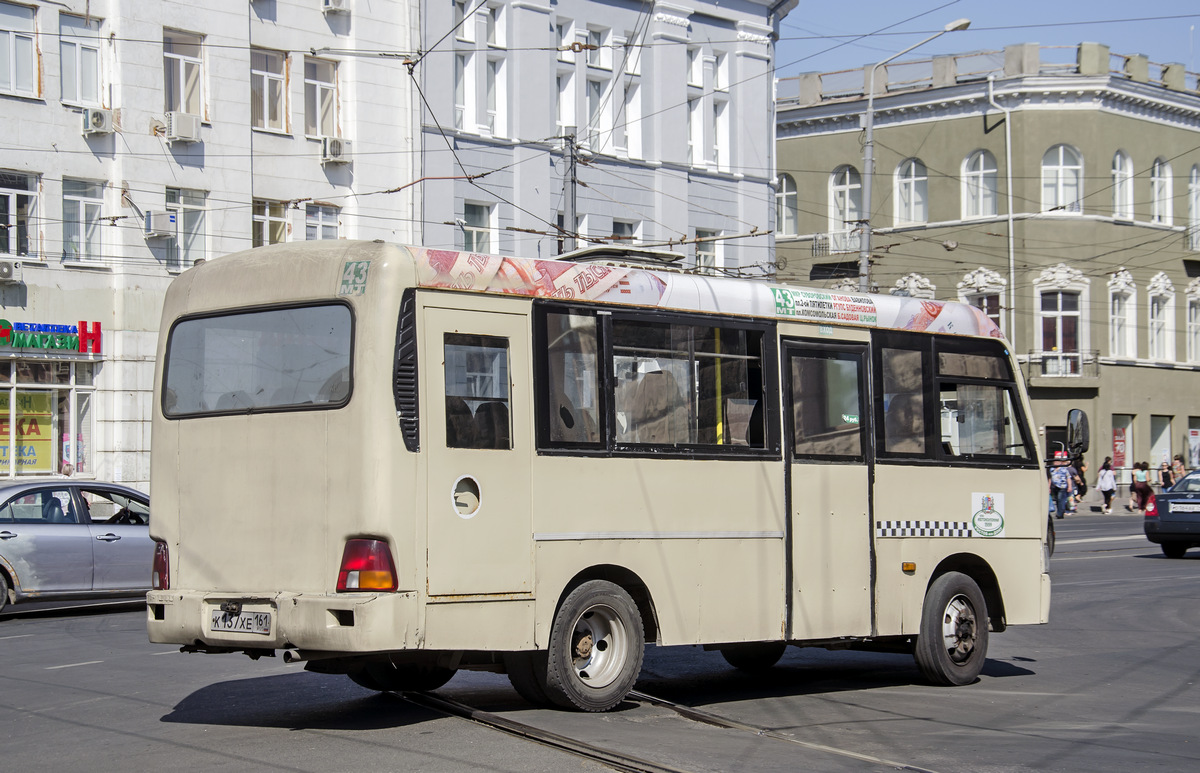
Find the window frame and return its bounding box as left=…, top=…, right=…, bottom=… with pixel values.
left=1113, top=150, right=1134, bottom=221
left=252, top=199, right=288, bottom=247
left=962, top=150, right=997, bottom=220
left=1041, top=144, right=1083, bottom=214
left=829, top=165, right=862, bottom=251
left=303, top=56, right=338, bottom=138
left=165, top=187, right=206, bottom=271
left=461, top=201, right=493, bottom=252
left=872, top=330, right=1036, bottom=468
left=163, top=29, right=203, bottom=117
left=532, top=302, right=781, bottom=460
left=785, top=342, right=869, bottom=464
left=776, top=173, right=798, bottom=236
left=305, top=203, right=339, bottom=240
left=60, top=14, right=102, bottom=107
left=1152, top=157, right=1174, bottom=225
left=250, top=47, right=287, bottom=133
left=0, top=0, right=38, bottom=98
left=894, top=158, right=928, bottom=225
left=61, top=178, right=103, bottom=262
left=0, top=170, right=36, bottom=259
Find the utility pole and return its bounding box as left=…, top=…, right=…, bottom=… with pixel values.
left=561, top=127, right=577, bottom=254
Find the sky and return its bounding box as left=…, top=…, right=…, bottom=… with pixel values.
left=774, top=0, right=1200, bottom=80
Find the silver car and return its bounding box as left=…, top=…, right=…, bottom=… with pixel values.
left=0, top=480, right=151, bottom=615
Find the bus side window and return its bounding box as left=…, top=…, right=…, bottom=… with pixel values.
left=444, top=334, right=511, bottom=450
left=881, top=348, right=926, bottom=455
left=544, top=311, right=601, bottom=445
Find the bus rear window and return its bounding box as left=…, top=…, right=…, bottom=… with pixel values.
left=163, top=304, right=353, bottom=417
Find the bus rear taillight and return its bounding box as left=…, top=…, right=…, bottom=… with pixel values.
left=337, top=539, right=398, bottom=592
left=152, top=541, right=170, bottom=590
left=1145, top=494, right=1158, bottom=517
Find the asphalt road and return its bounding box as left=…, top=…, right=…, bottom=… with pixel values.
left=2, top=513, right=1197, bottom=773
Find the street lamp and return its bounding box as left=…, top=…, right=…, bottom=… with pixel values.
left=858, top=18, right=971, bottom=293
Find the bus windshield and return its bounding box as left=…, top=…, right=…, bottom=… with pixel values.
left=162, top=303, right=353, bottom=417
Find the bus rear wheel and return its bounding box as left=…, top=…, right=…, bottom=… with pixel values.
left=914, top=571, right=989, bottom=686
left=720, top=642, right=787, bottom=672
left=543, top=580, right=644, bottom=712
left=349, top=658, right=456, bottom=693
left=504, top=651, right=553, bottom=707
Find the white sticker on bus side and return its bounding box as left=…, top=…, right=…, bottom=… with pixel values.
left=971, top=493, right=1005, bottom=537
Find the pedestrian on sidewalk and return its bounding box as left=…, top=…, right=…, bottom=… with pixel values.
left=1128, top=461, right=1152, bottom=512
left=1050, top=451, right=1074, bottom=520
left=1097, top=457, right=1116, bottom=514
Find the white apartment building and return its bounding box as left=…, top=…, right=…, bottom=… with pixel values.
left=419, top=0, right=795, bottom=275
left=0, top=0, right=417, bottom=489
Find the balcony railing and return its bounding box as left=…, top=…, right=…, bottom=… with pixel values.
left=812, top=230, right=856, bottom=257
left=1025, top=349, right=1100, bottom=379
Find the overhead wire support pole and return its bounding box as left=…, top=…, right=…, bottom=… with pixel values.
left=562, top=128, right=578, bottom=254
left=858, top=18, right=971, bottom=293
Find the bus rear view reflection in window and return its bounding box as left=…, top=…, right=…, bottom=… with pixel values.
left=162, top=303, right=353, bottom=417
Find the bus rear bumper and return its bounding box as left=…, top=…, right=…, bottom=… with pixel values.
left=146, top=589, right=422, bottom=653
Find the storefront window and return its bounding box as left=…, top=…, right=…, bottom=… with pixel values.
left=0, top=361, right=95, bottom=477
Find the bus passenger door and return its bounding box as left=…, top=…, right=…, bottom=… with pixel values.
left=423, top=306, right=532, bottom=597
left=784, top=342, right=873, bottom=640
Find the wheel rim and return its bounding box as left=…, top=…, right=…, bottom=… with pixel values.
left=569, top=603, right=627, bottom=688
left=940, top=593, right=978, bottom=665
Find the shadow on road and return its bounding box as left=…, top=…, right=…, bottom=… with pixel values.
left=161, top=672, right=440, bottom=730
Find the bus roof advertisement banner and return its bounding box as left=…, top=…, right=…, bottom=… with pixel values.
left=412, top=247, right=1001, bottom=339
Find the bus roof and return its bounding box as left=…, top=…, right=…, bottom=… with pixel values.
left=408, top=245, right=1003, bottom=340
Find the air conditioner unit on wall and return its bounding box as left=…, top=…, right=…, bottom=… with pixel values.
left=165, top=111, right=202, bottom=143
left=323, top=0, right=350, bottom=14
left=321, top=137, right=352, bottom=164
left=144, top=210, right=178, bottom=239
left=82, top=107, right=113, bottom=135
left=0, top=260, right=22, bottom=283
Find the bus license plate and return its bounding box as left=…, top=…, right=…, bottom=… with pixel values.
left=210, top=610, right=272, bottom=635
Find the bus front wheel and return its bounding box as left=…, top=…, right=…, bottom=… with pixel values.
left=914, top=571, right=989, bottom=686
left=543, top=580, right=645, bottom=712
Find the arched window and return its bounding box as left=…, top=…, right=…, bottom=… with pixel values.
left=1152, top=158, right=1173, bottom=225
left=962, top=150, right=998, bottom=219
left=894, top=158, right=927, bottom=225
left=1041, top=145, right=1082, bottom=214
left=1112, top=150, right=1133, bottom=220
left=776, top=173, right=798, bottom=236
left=828, top=165, right=861, bottom=252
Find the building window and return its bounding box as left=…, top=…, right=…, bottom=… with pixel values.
left=1148, top=272, right=1176, bottom=361
left=163, top=30, right=203, bottom=116
left=306, top=204, right=339, bottom=240
left=484, top=4, right=501, bottom=47
left=612, top=219, right=637, bottom=244
left=1, top=1, right=37, bottom=97
left=712, top=100, right=728, bottom=171
left=829, top=165, right=862, bottom=252
left=251, top=48, right=287, bottom=132
left=1189, top=166, right=1200, bottom=251
left=686, top=98, right=701, bottom=165
left=462, top=202, right=492, bottom=252
left=894, top=158, right=928, bottom=225
left=1113, top=150, right=1134, bottom=220
left=555, top=72, right=573, bottom=135
left=613, top=82, right=630, bottom=152
left=777, top=173, right=798, bottom=236
left=1187, top=286, right=1200, bottom=363
left=252, top=199, right=288, bottom=247
left=555, top=21, right=573, bottom=63
left=686, top=46, right=701, bottom=87
left=455, top=0, right=474, bottom=43
left=623, top=31, right=641, bottom=75
left=713, top=52, right=728, bottom=91
left=62, top=179, right=102, bottom=261
left=1152, top=158, right=1173, bottom=225
left=60, top=15, right=102, bottom=106
left=586, top=78, right=604, bottom=150
left=695, top=229, right=719, bottom=274
left=1042, top=144, right=1082, bottom=214
left=1109, top=288, right=1134, bottom=359
left=1040, top=290, right=1081, bottom=374
left=166, top=188, right=205, bottom=270
left=454, top=53, right=469, bottom=131
left=0, top=170, right=36, bottom=258
left=0, top=361, right=95, bottom=477
left=957, top=267, right=1007, bottom=334
left=962, top=150, right=997, bottom=219
left=485, top=57, right=502, bottom=136
left=587, top=27, right=608, bottom=69
left=304, top=57, right=337, bottom=137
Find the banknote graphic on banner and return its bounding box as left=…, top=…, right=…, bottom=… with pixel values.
left=0, top=391, right=54, bottom=473
left=414, top=248, right=667, bottom=305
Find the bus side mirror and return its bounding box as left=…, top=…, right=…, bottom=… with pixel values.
left=1067, top=409, right=1090, bottom=456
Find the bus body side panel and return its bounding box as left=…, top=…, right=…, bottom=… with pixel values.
left=528, top=456, right=786, bottom=648
left=872, top=465, right=1049, bottom=634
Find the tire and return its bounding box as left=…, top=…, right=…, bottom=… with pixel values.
left=350, top=658, right=456, bottom=692
left=914, top=571, right=989, bottom=686
left=0, top=572, right=9, bottom=615
left=504, top=651, right=553, bottom=707
left=543, top=580, right=645, bottom=712
left=1047, top=515, right=1056, bottom=557
left=1161, top=543, right=1188, bottom=559
left=720, top=642, right=787, bottom=672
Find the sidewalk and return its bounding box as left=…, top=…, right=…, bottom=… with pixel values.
left=1069, top=484, right=1153, bottom=515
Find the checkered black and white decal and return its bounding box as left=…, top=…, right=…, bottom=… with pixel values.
left=875, top=520, right=973, bottom=538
